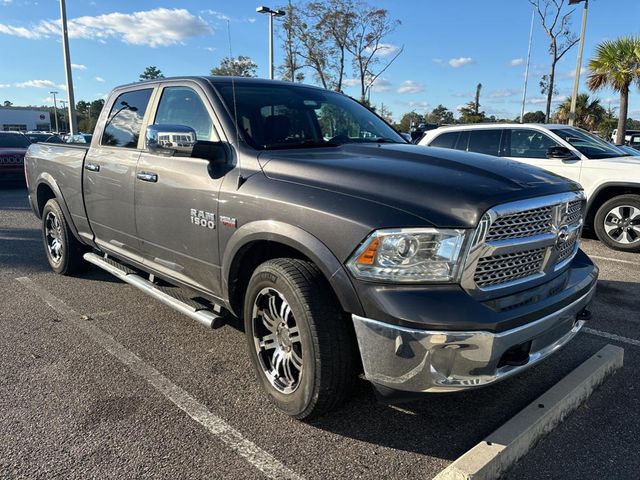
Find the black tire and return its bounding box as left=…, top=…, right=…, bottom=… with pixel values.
left=243, top=258, right=354, bottom=419
left=41, top=198, right=86, bottom=275
left=594, top=194, right=640, bottom=253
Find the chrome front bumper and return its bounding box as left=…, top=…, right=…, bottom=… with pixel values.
left=352, top=282, right=596, bottom=393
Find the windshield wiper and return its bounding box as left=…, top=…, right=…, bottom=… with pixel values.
left=262, top=140, right=340, bottom=150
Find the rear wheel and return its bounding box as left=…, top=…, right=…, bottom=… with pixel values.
left=594, top=194, right=640, bottom=253
left=244, top=258, right=354, bottom=419
left=42, top=199, right=86, bottom=274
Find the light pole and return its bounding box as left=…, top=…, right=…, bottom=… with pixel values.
left=568, top=0, right=589, bottom=126
left=50, top=91, right=59, bottom=133
left=256, top=6, right=286, bottom=80
left=60, top=0, right=78, bottom=135
left=520, top=9, right=535, bottom=123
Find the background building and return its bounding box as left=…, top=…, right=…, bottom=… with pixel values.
left=0, top=107, right=51, bottom=132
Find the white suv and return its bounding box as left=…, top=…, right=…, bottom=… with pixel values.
left=420, top=124, right=640, bottom=252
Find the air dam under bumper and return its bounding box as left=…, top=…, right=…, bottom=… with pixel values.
left=352, top=281, right=596, bottom=393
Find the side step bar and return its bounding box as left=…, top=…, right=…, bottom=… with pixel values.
left=83, top=252, right=223, bottom=329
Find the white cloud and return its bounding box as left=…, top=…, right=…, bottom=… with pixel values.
left=95, top=76, right=105, bottom=82
left=0, top=83, right=11, bottom=88
left=527, top=95, right=564, bottom=105
left=510, top=58, right=524, bottom=66
left=248, top=18, right=257, bottom=23
left=565, top=66, right=587, bottom=79
left=71, top=63, right=87, bottom=70
left=15, top=79, right=66, bottom=90
left=0, top=8, right=212, bottom=47
left=370, top=43, right=399, bottom=56
left=397, top=80, right=425, bottom=95
left=2, top=0, right=14, bottom=5
left=343, top=78, right=360, bottom=87
left=449, top=57, right=474, bottom=68
left=406, top=100, right=430, bottom=110
left=432, top=58, right=443, bottom=64
left=370, top=78, right=392, bottom=93
left=201, top=9, right=230, bottom=21
left=489, top=89, right=518, bottom=98
left=205, top=46, right=217, bottom=52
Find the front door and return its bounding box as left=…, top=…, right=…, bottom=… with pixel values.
left=503, top=128, right=582, bottom=183
left=135, top=84, right=226, bottom=295
left=83, top=87, right=154, bottom=261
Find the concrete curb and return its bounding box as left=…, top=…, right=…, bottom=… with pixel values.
left=434, top=344, right=624, bottom=480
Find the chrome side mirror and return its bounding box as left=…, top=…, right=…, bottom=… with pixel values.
left=146, top=124, right=197, bottom=157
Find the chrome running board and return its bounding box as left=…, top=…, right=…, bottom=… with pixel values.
left=83, top=252, right=223, bottom=329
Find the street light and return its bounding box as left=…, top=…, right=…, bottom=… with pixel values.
left=568, top=0, right=589, bottom=126
left=256, top=6, right=286, bottom=80
left=50, top=91, right=59, bottom=133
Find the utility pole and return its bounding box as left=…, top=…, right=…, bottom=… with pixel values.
left=520, top=9, right=535, bottom=123
left=60, top=0, right=78, bottom=135
left=256, top=6, right=286, bottom=79
left=50, top=91, right=59, bottom=133
left=568, top=0, right=589, bottom=126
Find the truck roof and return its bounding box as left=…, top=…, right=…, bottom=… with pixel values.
left=122, top=76, right=329, bottom=92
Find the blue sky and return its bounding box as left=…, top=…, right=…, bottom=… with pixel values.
left=1, top=0, right=639, bottom=121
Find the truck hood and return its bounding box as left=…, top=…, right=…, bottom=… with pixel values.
left=259, top=144, right=580, bottom=228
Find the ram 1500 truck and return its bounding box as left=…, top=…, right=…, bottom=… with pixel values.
left=25, top=77, right=598, bottom=419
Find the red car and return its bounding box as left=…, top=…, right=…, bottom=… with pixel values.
left=0, top=131, right=30, bottom=184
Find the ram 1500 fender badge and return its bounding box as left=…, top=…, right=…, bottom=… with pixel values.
left=190, top=209, right=216, bottom=229
left=219, top=215, right=237, bottom=228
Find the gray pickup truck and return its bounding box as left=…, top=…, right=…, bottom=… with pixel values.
left=25, top=77, right=598, bottom=418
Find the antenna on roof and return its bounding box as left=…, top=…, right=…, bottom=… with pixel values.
left=226, top=20, right=244, bottom=189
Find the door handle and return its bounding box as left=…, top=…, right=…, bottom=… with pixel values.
left=136, top=171, right=158, bottom=183
left=85, top=163, right=100, bottom=172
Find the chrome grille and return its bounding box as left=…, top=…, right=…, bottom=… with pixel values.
left=485, top=206, right=553, bottom=241
left=565, top=200, right=583, bottom=226
left=463, top=192, right=585, bottom=293
left=474, top=247, right=545, bottom=288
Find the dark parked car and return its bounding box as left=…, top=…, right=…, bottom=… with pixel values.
left=25, top=133, right=65, bottom=144
left=25, top=77, right=598, bottom=418
left=0, top=131, right=30, bottom=183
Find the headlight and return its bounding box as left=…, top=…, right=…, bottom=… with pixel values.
left=346, top=228, right=467, bottom=283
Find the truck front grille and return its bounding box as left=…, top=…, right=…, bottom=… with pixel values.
left=485, top=206, right=553, bottom=241
left=474, top=247, right=546, bottom=288
left=464, top=192, right=585, bottom=292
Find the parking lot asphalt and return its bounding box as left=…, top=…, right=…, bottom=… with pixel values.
left=1, top=184, right=639, bottom=479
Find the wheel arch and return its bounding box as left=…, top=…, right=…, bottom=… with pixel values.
left=221, top=221, right=363, bottom=319
left=586, top=182, right=640, bottom=229
left=34, top=173, right=82, bottom=242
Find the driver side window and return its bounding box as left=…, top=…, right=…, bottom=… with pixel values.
left=154, top=86, right=218, bottom=142
left=508, top=129, right=561, bottom=159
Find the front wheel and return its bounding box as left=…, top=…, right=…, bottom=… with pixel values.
left=594, top=194, right=640, bottom=253
left=243, top=258, right=354, bottom=419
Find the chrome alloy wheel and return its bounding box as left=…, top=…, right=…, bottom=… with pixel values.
left=44, top=211, right=64, bottom=263
left=252, top=287, right=303, bottom=394
left=604, top=205, right=640, bottom=245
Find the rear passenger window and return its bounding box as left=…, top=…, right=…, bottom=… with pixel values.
left=455, top=131, right=470, bottom=151
left=102, top=89, right=153, bottom=148
left=468, top=130, right=502, bottom=156
left=429, top=132, right=458, bottom=148
left=508, top=129, right=561, bottom=159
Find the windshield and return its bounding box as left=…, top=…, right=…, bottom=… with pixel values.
left=0, top=133, right=30, bottom=148
left=553, top=128, right=628, bottom=159
left=214, top=82, right=405, bottom=150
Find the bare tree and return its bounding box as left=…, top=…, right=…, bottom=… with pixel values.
left=278, top=1, right=305, bottom=82
left=529, top=0, right=579, bottom=122
left=291, top=9, right=334, bottom=89
left=346, top=5, right=402, bottom=102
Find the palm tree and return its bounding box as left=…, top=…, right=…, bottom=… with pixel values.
left=587, top=36, right=640, bottom=144
left=554, top=93, right=606, bottom=131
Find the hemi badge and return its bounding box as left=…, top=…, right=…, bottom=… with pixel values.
left=220, top=216, right=237, bottom=228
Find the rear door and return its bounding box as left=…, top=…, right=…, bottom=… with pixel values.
left=83, top=87, right=155, bottom=261
left=134, top=83, right=227, bottom=294
left=502, top=128, right=581, bottom=182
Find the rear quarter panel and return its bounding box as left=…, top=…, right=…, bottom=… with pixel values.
left=26, top=143, right=91, bottom=238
